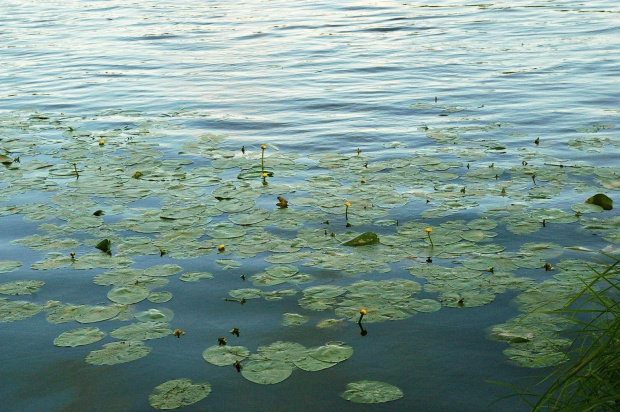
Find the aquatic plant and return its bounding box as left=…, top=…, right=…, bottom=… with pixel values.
left=425, top=227, right=434, bottom=247
left=491, top=255, right=620, bottom=411
left=0, top=109, right=618, bottom=409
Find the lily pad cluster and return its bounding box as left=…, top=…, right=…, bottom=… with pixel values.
left=340, top=380, right=404, bottom=404
left=149, top=379, right=212, bottom=410
left=0, top=108, right=619, bottom=406
left=202, top=340, right=353, bottom=385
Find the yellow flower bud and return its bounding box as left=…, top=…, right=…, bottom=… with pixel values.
left=359, top=308, right=367, bottom=315
left=261, top=144, right=267, bottom=150
left=425, top=227, right=432, bottom=233
left=98, top=139, right=105, bottom=146
left=262, top=173, right=268, bottom=178
left=218, top=244, right=225, bottom=252
left=345, top=201, right=351, bottom=207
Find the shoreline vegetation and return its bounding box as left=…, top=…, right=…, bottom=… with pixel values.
left=491, top=254, right=620, bottom=411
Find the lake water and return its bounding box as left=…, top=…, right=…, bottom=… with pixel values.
left=1, top=1, right=619, bottom=411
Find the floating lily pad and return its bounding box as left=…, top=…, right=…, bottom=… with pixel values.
left=202, top=345, right=250, bottom=366
left=316, top=318, right=345, bottom=328
left=293, top=355, right=338, bottom=371
left=226, top=288, right=260, bottom=301
left=47, top=304, right=85, bottom=324
left=257, top=341, right=308, bottom=363
left=572, top=203, right=603, bottom=214
left=75, top=305, right=121, bottom=323
left=341, top=232, right=380, bottom=246
left=67, top=215, right=103, bottom=229
left=0, top=298, right=43, bottom=322
left=145, top=264, right=183, bottom=277
left=340, top=380, right=403, bottom=404
left=0, top=260, right=22, bottom=273
left=207, top=222, right=247, bottom=238
left=148, top=291, right=173, bottom=303
left=282, top=313, right=309, bottom=326
left=135, top=308, right=174, bottom=322
left=110, top=321, right=172, bottom=340
left=86, top=341, right=151, bottom=365
left=406, top=298, right=442, bottom=313
left=503, top=341, right=570, bottom=368
left=263, top=289, right=297, bottom=301
left=308, top=341, right=353, bottom=363
left=303, top=285, right=347, bottom=299
left=54, top=327, right=106, bottom=347
left=107, top=285, right=149, bottom=305
left=0, top=280, right=44, bottom=295
left=179, top=272, right=214, bottom=282
left=241, top=360, right=293, bottom=385
left=95, top=239, right=112, bottom=254
left=585, top=193, right=613, bottom=210
left=229, top=209, right=270, bottom=225
left=215, top=259, right=242, bottom=270
left=149, top=379, right=211, bottom=410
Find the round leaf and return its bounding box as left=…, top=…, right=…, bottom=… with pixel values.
left=241, top=360, right=292, bottom=385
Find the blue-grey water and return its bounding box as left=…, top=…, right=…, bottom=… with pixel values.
left=1, top=1, right=619, bottom=411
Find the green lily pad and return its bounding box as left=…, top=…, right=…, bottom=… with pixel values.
left=145, top=264, right=183, bottom=277
left=294, top=355, right=339, bottom=372
left=303, top=285, right=347, bottom=299
left=107, top=285, right=149, bottom=305
left=241, top=360, right=293, bottom=385
left=179, top=272, right=214, bottom=282
left=86, top=341, right=151, bottom=365
left=406, top=298, right=442, bottom=313
left=54, top=327, right=106, bottom=347
left=215, top=259, right=242, bottom=270
left=316, top=318, right=346, bottom=328
left=95, top=239, right=112, bottom=254
left=0, top=298, right=43, bottom=322
left=0, top=260, right=22, bottom=273
left=0, top=280, right=44, bottom=295
left=202, top=345, right=250, bottom=366
left=75, top=305, right=121, bottom=323
left=47, top=304, right=85, bottom=324
left=148, top=291, right=173, bottom=303
left=308, top=341, right=353, bottom=363
left=237, top=168, right=274, bottom=180
left=263, top=289, right=297, bottom=301
left=135, top=308, right=174, bottom=322
left=340, top=380, right=403, bottom=404
left=503, top=341, right=570, bottom=368
left=341, top=232, right=380, bottom=246
left=572, top=203, right=603, bottom=214
left=228, top=288, right=263, bottom=300
left=229, top=209, right=270, bottom=225
left=282, top=313, right=309, bottom=326
left=257, top=341, right=308, bottom=363
left=110, top=321, right=172, bottom=340
left=149, top=379, right=211, bottom=410
left=585, top=193, right=613, bottom=210
left=0, top=154, right=13, bottom=164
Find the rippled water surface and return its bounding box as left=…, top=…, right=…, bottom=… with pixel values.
left=1, top=0, right=619, bottom=411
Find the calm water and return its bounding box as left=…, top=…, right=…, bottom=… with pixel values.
left=1, top=0, right=619, bottom=411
